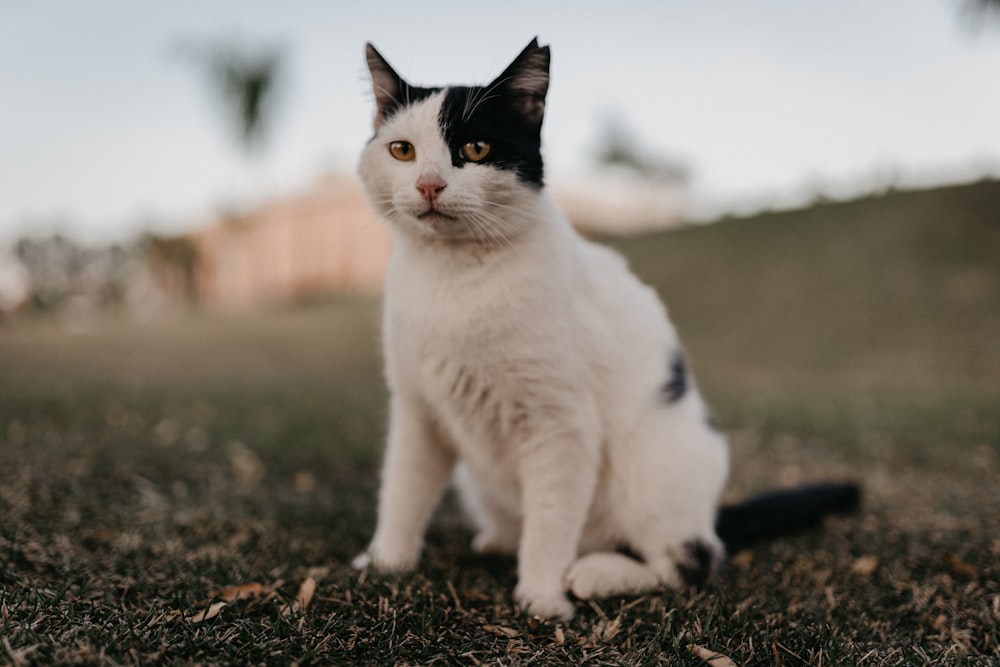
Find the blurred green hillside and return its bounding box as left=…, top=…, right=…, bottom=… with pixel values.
left=613, top=180, right=1000, bottom=468
left=619, top=179, right=1000, bottom=400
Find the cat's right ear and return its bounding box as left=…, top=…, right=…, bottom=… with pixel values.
left=365, top=43, right=407, bottom=129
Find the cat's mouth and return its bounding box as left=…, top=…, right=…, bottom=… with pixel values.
left=416, top=207, right=457, bottom=223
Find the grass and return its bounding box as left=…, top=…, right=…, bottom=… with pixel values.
left=2, top=181, right=1000, bottom=665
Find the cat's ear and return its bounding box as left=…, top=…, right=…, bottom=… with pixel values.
left=490, top=38, right=550, bottom=129
left=365, top=43, right=408, bottom=129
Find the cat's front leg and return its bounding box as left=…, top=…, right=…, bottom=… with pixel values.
left=353, top=394, right=455, bottom=572
left=513, top=425, right=599, bottom=620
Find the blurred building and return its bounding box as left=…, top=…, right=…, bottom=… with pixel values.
left=147, top=171, right=682, bottom=309
left=148, top=174, right=392, bottom=308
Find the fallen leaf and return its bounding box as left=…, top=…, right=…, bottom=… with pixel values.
left=688, top=644, right=737, bottom=667
left=553, top=625, right=565, bottom=646
left=944, top=553, right=978, bottom=578
left=296, top=577, right=316, bottom=610
left=591, top=618, right=621, bottom=643
left=851, top=555, right=879, bottom=577
left=281, top=576, right=317, bottom=616
left=482, top=624, right=520, bottom=638
left=210, top=582, right=265, bottom=602
left=227, top=441, right=265, bottom=485
left=730, top=549, right=754, bottom=572
left=187, top=601, right=227, bottom=623
left=293, top=471, right=316, bottom=492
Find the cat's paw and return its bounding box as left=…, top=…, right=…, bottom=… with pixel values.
left=564, top=552, right=660, bottom=599
left=514, top=584, right=575, bottom=621
left=351, top=551, right=372, bottom=570
left=351, top=542, right=419, bottom=573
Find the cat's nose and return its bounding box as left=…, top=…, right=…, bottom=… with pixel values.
left=416, top=176, right=447, bottom=203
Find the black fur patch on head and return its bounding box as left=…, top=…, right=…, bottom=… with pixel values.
left=663, top=350, right=687, bottom=403
left=677, top=540, right=716, bottom=589
left=438, top=86, right=545, bottom=187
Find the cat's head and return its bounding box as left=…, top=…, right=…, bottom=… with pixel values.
left=358, top=39, right=550, bottom=245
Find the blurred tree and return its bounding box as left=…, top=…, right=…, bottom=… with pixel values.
left=14, top=234, right=133, bottom=312
left=183, top=41, right=286, bottom=154
left=958, top=0, right=1000, bottom=31
left=591, top=114, right=690, bottom=185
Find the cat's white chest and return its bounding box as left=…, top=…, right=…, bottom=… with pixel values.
left=385, top=254, right=530, bottom=450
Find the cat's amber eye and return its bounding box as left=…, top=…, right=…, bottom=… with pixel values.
left=461, top=141, right=491, bottom=162
left=388, top=141, right=415, bottom=161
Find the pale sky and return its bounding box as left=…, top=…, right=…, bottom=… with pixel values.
left=1, top=1, right=999, bottom=243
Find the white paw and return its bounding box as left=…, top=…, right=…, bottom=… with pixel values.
left=351, top=541, right=419, bottom=573
left=351, top=551, right=372, bottom=570
left=564, top=557, right=604, bottom=599
left=564, top=553, right=660, bottom=599
left=515, top=585, right=575, bottom=620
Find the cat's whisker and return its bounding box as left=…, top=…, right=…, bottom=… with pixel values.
left=465, top=210, right=516, bottom=250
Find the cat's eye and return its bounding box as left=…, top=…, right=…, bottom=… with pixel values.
left=462, top=141, right=491, bottom=162
left=388, top=141, right=415, bottom=161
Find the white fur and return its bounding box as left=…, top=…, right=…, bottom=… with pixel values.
left=354, top=91, right=729, bottom=620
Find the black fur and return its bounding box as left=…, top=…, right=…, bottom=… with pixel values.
left=662, top=351, right=687, bottom=403
left=677, top=540, right=715, bottom=588
left=615, top=544, right=646, bottom=564
left=715, top=482, right=861, bottom=549
left=439, top=87, right=545, bottom=187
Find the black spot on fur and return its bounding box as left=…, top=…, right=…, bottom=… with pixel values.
left=663, top=350, right=687, bottom=403
left=677, top=540, right=715, bottom=588
left=706, top=413, right=721, bottom=431
left=615, top=544, right=645, bottom=564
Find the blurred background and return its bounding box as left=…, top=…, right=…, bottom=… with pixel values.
left=1, top=0, right=999, bottom=317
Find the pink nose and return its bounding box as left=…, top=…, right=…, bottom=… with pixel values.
left=416, top=177, right=447, bottom=203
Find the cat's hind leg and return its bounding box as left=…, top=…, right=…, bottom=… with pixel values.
left=565, top=538, right=724, bottom=600
left=564, top=552, right=660, bottom=599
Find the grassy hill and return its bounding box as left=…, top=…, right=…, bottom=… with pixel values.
left=615, top=179, right=1000, bottom=477
left=1, top=179, right=998, bottom=664
left=618, top=179, right=1000, bottom=400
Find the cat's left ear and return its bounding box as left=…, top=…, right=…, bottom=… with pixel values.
left=490, top=38, right=550, bottom=130
left=365, top=42, right=408, bottom=129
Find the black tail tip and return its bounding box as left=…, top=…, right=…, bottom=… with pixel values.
left=716, top=481, right=862, bottom=547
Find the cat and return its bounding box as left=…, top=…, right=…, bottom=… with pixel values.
left=352, top=38, right=859, bottom=620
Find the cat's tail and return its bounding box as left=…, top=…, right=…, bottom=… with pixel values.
left=714, top=481, right=861, bottom=549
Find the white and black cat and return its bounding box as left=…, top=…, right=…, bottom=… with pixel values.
left=353, top=39, right=858, bottom=620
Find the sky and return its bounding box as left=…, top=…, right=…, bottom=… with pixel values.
left=1, top=0, right=999, bottom=243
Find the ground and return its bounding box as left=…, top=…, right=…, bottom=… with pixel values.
left=2, top=182, right=999, bottom=665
